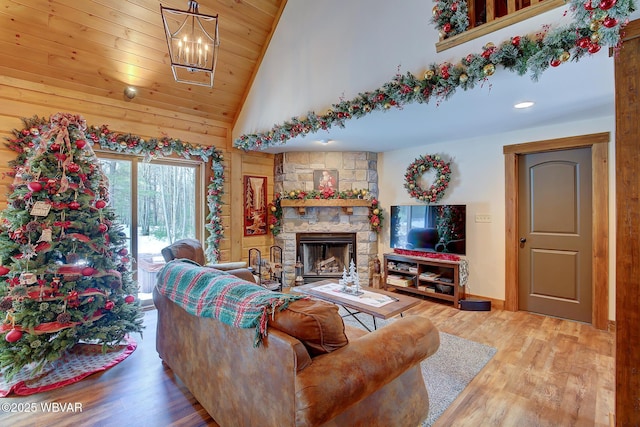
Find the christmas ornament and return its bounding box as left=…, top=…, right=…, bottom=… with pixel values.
left=511, top=36, right=521, bottom=47
left=483, top=64, right=495, bottom=76
left=105, top=300, right=115, bottom=310
left=5, top=329, right=23, bottom=343
left=27, top=182, right=43, bottom=192
left=69, top=201, right=80, bottom=210
left=0, top=266, right=10, bottom=276
left=98, top=223, right=108, bottom=233
left=81, top=266, right=97, bottom=276
left=577, top=37, right=591, bottom=48
left=560, top=51, right=571, bottom=62
left=550, top=58, right=562, bottom=67
left=124, top=295, right=135, bottom=304
left=599, top=0, right=615, bottom=9
left=67, top=163, right=80, bottom=173
left=118, top=248, right=128, bottom=256
left=602, top=16, right=618, bottom=27
left=588, top=43, right=601, bottom=53
left=50, top=142, right=61, bottom=151
left=75, top=139, right=87, bottom=149
left=95, top=200, right=107, bottom=209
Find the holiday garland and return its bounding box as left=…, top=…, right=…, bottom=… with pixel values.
left=404, top=154, right=452, bottom=203
left=432, top=0, right=470, bottom=39
left=233, top=0, right=635, bottom=151
left=268, top=188, right=384, bottom=236
left=5, top=116, right=226, bottom=263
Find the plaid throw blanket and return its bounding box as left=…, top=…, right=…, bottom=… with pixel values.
left=155, top=259, right=303, bottom=346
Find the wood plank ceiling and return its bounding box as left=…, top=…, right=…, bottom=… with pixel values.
left=0, top=0, right=285, bottom=125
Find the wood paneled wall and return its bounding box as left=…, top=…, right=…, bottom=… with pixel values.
left=0, top=75, right=274, bottom=263
left=229, top=150, right=275, bottom=264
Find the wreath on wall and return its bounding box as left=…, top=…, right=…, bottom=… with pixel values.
left=5, top=115, right=226, bottom=263
left=267, top=188, right=384, bottom=236
left=404, top=154, right=452, bottom=203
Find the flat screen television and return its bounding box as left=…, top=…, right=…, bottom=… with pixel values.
left=390, top=205, right=466, bottom=256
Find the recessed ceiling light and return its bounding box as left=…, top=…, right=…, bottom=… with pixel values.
left=514, top=101, right=534, bottom=109
left=318, top=139, right=330, bottom=144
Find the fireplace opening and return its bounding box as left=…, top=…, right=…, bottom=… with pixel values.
left=296, top=233, right=356, bottom=283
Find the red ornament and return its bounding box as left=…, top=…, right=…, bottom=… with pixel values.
left=588, top=43, right=601, bottom=54
left=75, top=139, right=87, bottom=149
left=50, top=142, right=61, bottom=151
left=118, top=248, right=128, bottom=256
left=98, top=223, right=109, bottom=233
left=550, top=58, right=561, bottom=67
left=124, top=295, right=135, bottom=304
left=69, top=201, right=81, bottom=210
left=21, top=129, right=30, bottom=136
left=67, top=163, right=80, bottom=173
left=5, top=329, right=23, bottom=343
left=105, top=300, right=115, bottom=310
left=0, top=266, right=10, bottom=276
left=602, top=16, right=619, bottom=28
left=82, top=266, right=97, bottom=276
left=451, top=2, right=458, bottom=11
left=95, top=200, right=107, bottom=209
left=27, top=182, right=43, bottom=192
left=442, top=22, right=452, bottom=33
left=599, top=0, right=615, bottom=9
left=577, top=37, right=591, bottom=49
left=121, top=257, right=130, bottom=264
left=511, top=36, right=521, bottom=47
left=583, top=0, right=594, bottom=10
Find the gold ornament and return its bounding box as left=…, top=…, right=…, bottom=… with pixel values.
left=459, top=73, right=469, bottom=83
left=484, top=42, right=495, bottom=50
left=432, top=5, right=439, bottom=16
left=591, top=32, right=601, bottom=43
left=560, top=51, right=571, bottom=62
left=373, top=208, right=380, bottom=215
left=590, top=21, right=601, bottom=32
left=424, top=69, right=435, bottom=80
left=483, top=64, right=495, bottom=76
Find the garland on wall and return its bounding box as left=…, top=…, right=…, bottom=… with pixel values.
left=268, top=188, right=384, bottom=236
left=5, top=115, right=225, bottom=263
left=233, top=0, right=635, bottom=151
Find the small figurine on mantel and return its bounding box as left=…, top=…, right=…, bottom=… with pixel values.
left=340, top=259, right=363, bottom=295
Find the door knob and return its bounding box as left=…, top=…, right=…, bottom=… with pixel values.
left=519, top=238, right=526, bottom=243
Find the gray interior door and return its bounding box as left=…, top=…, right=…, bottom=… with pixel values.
left=518, top=148, right=592, bottom=322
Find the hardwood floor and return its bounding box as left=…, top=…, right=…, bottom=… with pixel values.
left=1, top=299, right=614, bottom=427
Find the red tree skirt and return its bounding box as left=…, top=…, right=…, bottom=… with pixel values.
left=0, top=336, right=136, bottom=397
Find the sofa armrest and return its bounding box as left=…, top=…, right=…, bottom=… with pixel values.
left=294, top=314, right=439, bottom=426
left=206, top=261, right=248, bottom=270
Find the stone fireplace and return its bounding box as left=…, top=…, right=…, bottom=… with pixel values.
left=274, top=152, right=379, bottom=286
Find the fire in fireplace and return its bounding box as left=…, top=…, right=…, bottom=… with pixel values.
left=296, top=233, right=356, bottom=283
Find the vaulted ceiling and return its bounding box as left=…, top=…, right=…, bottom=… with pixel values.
left=0, top=0, right=284, bottom=125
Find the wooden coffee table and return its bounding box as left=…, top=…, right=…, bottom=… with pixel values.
left=293, top=280, right=420, bottom=331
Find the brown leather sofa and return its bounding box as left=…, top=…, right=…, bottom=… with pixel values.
left=153, top=264, right=440, bottom=427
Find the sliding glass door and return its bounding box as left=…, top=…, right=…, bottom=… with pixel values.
left=99, top=154, right=204, bottom=304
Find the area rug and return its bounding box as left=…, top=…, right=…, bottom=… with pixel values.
left=0, top=336, right=137, bottom=397
left=341, top=311, right=496, bottom=427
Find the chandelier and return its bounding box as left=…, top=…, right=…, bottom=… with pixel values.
left=160, top=1, right=220, bottom=87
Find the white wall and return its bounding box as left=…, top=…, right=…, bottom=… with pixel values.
left=378, top=115, right=617, bottom=318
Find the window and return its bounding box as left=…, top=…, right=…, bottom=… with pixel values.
left=99, top=154, right=205, bottom=304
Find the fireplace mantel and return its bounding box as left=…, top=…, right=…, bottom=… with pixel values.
left=280, top=199, right=372, bottom=215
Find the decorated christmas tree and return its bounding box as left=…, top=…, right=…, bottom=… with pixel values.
left=0, top=113, right=143, bottom=380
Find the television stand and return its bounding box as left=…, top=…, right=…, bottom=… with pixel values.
left=383, top=252, right=465, bottom=308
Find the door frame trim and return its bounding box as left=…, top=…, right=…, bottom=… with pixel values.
left=503, top=132, right=610, bottom=329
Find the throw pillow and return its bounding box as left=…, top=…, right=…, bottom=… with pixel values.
left=269, top=298, right=348, bottom=356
